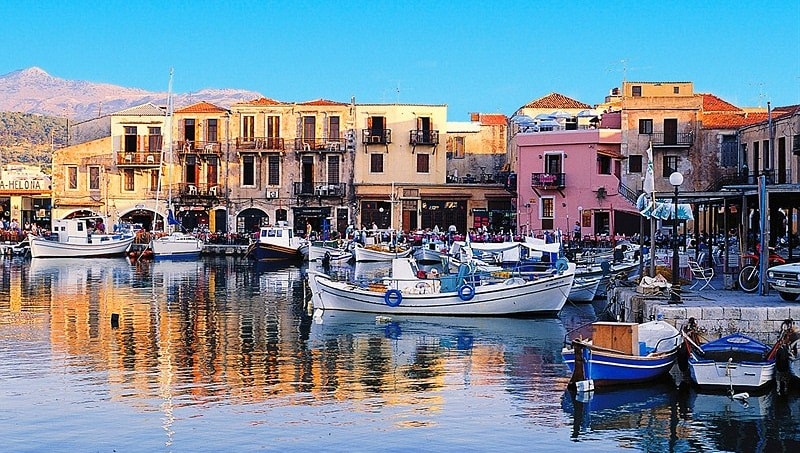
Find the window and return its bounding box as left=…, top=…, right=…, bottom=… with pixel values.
left=267, top=155, right=280, bottom=186
left=185, top=155, right=197, bottom=184
left=793, top=134, right=800, bottom=154
left=541, top=197, right=554, bottom=230
left=673, top=86, right=680, bottom=94
left=124, top=126, right=137, bottom=152
left=184, top=119, right=195, bottom=143
left=628, top=155, right=643, bottom=173
left=639, top=119, right=653, bottom=134
left=597, top=155, right=612, bottom=175
left=67, top=166, right=78, bottom=190
left=207, top=156, right=218, bottom=186
left=148, top=127, right=162, bottom=152
left=328, top=116, right=340, bottom=140
left=720, top=135, right=738, bottom=167
left=631, top=85, right=642, bottom=97
left=123, top=169, right=135, bottom=191
left=663, top=156, right=678, bottom=177
left=150, top=169, right=160, bottom=192
left=416, top=153, right=430, bottom=173
left=242, top=115, right=255, bottom=141
left=88, top=166, right=100, bottom=190
left=453, top=136, right=465, bottom=158
left=327, top=155, right=340, bottom=184
left=266, top=116, right=280, bottom=148
left=303, top=116, right=315, bottom=142
left=207, top=119, right=218, bottom=143
left=370, top=153, right=384, bottom=173
left=242, top=155, right=255, bottom=186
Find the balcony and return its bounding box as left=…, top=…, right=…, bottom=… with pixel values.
left=235, top=137, right=285, bottom=151
left=117, top=152, right=161, bottom=168
left=651, top=132, right=694, bottom=147
left=409, top=130, right=439, bottom=146
left=177, top=141, right=223, bottom=157
left=173, top=183, right=222, bottom=206
left=531, top=172, right=566, bottom=189
left=293, top=137, right=346, bottom=153
left=362, top=129, right=392, bottom=145
left=292, top=181, right=346, bottom=198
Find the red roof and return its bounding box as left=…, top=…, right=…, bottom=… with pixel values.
left=700, top=94, right=741, bottom=112
left=701, top=112, right=769, bottom=129
left=176, top=101, right=227, bottom=114
left=521, top=92, right=590, bottom=109
left=239, top=97, right=284, bottom=106
left=297, top=98, right=347, bottom=106
left=479, top=114, right=507, bottom=126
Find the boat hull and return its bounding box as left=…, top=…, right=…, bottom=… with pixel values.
left=307, top=266, right=574, bottom=316
left=249, top=242, right=305, bottom=261
left=562, top=346, right=678, bottom=387
left=354, top=245, right=412, bottom=262
left=567, top=277, right=601, bottom=303
left=688, top=333, right=775, bottom=390
left=29, top=235, right=134, bottom=258
left=151, top=234, right=203, bottom=259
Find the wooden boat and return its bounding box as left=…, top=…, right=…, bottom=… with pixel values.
left=307, top=256, right=575, bottom=316
left=307, top=240, right=353, bottom=264
left=246, top=222, right=308, bottom=262
left=682, top=330, right=778, bottom=391
left=151, top=232, right=204, bottom=260
left=353, top=242, right=411, bottom=262
left=28, top=218, right=134, bottom=258
left=562, top=320, right=681, bottom=389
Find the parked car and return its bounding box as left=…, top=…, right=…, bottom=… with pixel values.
left=766, top=262, right=800, bottom=301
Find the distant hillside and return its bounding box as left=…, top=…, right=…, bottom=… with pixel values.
left=0, top=112, right=65, bottom=167
left=0, top=67, right=262, bottom=120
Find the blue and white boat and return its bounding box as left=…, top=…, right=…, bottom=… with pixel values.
left=562, top=320, right=681, bottom=389
left=684, top=332, right=777, bottom=391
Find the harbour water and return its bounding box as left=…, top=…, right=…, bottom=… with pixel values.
left=1, top=255, right=798, bottom=452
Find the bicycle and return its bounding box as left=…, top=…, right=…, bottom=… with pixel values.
left=737, top=248, right=786, bottom=293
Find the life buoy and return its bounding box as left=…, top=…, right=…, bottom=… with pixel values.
left=384, top=289, right=403, bottom=307
left=555, top=258, right=569, bottom=273
left=458, top=284, right=475, bottom=301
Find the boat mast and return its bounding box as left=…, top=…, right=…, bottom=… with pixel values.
left=153, top=69, right=174, bottom=233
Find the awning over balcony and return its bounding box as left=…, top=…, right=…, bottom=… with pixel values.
left=596, top=149, right=625, bottom=159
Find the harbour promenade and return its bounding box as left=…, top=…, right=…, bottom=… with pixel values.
left=613, top=271, right=800, bottom=344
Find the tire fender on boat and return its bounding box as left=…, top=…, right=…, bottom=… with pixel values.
left=384, top=289, right=403, bottom=307
left=458, top=284, right=475, bottom=301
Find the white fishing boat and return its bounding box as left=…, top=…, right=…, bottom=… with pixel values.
left=151, top=232, right=204, bottom=260
left=683, top=331, right=777, bottom=391
left=29, top=218, right=134, bottom=258
left=307, top=256, right=575, bottom=316
left=307, top=240, right=353, bottom=264
left=353, top=242, right=412, bottom=262
left=246, top=222, right=308, bottom=262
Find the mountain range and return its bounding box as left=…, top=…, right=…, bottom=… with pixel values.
left=0, top=67, right=263, bottom=120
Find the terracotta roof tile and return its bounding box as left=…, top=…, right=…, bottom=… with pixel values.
left=298, top=98, right=347, bottom=106
left=176, top=101, right=227, bottom=114
left=112, top=102, right=165, bottom=116
left=237, top=97, right=285, bottom=106
left=522, top=92, right=591, bottom=109
left=479, top=114, right=507, bottom=126
left=701, top=112, right=769, bottom=129
left=700, top=94, right=741, bottom=112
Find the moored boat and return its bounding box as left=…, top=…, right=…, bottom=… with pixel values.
left=307, top=256, right=575, bottom=316
left=567, top=276, right=602, bottom=303
left=246, top=222, right=308, bottom=262
left=353, top=242, right=412, bottom=262
left=151, top=232, right=204, bottom=260
left=681, top=320, right=782, bottom=391
left=562, top=320, right=681, bottom=389
left=28, top=218, right=134, bottom=258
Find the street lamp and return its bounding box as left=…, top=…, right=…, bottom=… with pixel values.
left=669, top=171, right=684, bottom=304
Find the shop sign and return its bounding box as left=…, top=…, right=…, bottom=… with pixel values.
left=0, top=179, right=48, bottom=192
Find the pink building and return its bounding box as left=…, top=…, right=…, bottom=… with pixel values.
left=510, top=118, right=641, bottom=240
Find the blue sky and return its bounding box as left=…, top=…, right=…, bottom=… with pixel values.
left=2, top=0, right=798, bottom=121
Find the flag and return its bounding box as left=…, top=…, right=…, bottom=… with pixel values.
left=642, top=142, right=655, bottom=195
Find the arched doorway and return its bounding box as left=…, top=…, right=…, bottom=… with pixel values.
left=237, top=208, right=268, bottom=234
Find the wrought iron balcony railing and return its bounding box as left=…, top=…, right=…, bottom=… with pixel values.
left=531, top=172, right=566, bottom=188
left=235, top=137, right=285, bottom=150
left=362, top=129, right=392, bottom=145
left=116, top=152, right=161, bottom=167
left=293, top=137, right=346, bottom=152
left=409, top=130, right=439, bottom=146
left=292, top=182, right=346, bottom=197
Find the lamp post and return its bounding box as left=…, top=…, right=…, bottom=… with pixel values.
left=669, top=171, right=684, bottom=303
